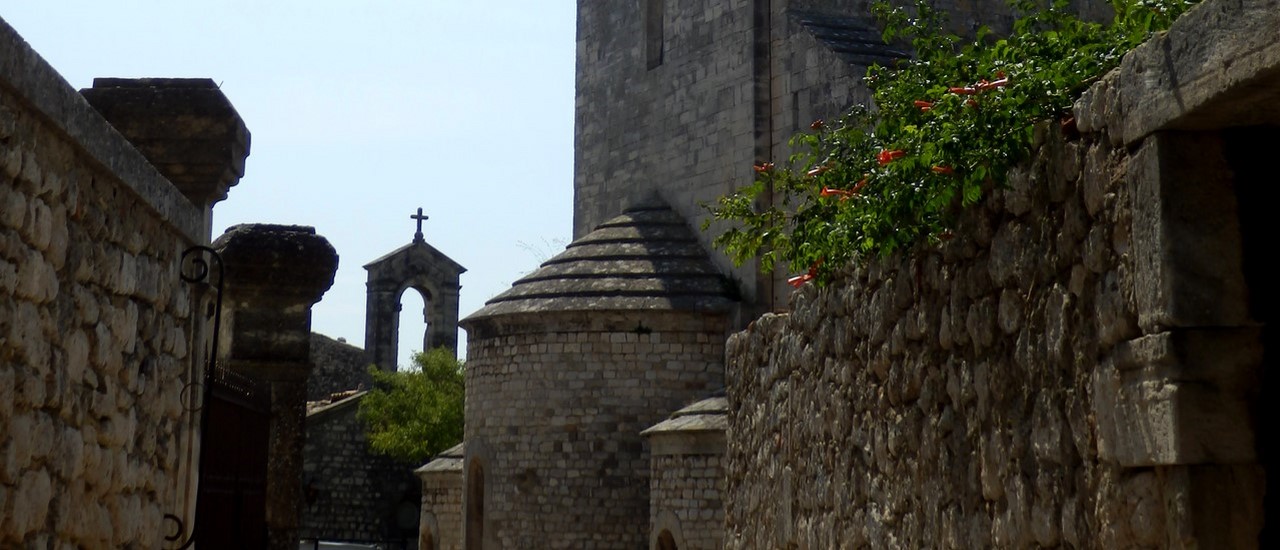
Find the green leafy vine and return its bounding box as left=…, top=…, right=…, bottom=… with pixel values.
left=706, top=0, right=1195, bottom=286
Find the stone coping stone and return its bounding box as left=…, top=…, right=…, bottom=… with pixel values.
left=642, top=395, right=729, bottom=435
left=305, top=391, right=366, bottom=421
left=415, top=442, right=465, bottom=475
left=0, top=16, right=205, bottom=242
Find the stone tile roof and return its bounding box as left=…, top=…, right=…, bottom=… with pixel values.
left=789, top=10, right=911, bottom=67
left=415, top=442, right=465, bottom=474
left=304, top=390, right=366, bottom=419
left=463, top=200, right=737, bottom=320
left=641, top=393, right=729, bottom=435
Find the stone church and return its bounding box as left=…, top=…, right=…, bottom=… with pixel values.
left=419, top=0, right=1280, bottom=548
left=417, top=0, right=1014, bottom=547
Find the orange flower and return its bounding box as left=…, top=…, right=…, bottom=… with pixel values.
left=807, top=165, right=831, bottom=177
left=948, top=86, right=978, bottom=95
left=850, top=177, right=868, bottom=194
left=787, top=273, right=814, bottom=287
left=931, top=165, right=954, bottom=175
left=820, top=187, right=853, bottom=200
left=975, top=78, right=1009, bottom=91
left=788, top=258, right=824, bottom=287
left=913, top=100, right=933, bottom=112
left=810, top=119, right=825, bottom=130
left=878, top=149, right=906, bottom=165
left=753, top=162, right=774, bottom=173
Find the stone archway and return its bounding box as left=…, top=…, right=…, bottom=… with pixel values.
left=363, top=235, right=465, bottom=371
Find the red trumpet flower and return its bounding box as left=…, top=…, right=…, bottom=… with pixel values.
left=820, top=187, right=853, bottom=200
left=877, top=149, right=906, bottom=166
left=913, top=100, right=933, bottom=112
left=787, top=258, right=825, bottom=288
left=753, top=162, right=774, bottom=173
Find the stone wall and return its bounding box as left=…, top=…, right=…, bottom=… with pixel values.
left=417, top=444, right=463, bottom=550
left=723, top=0, right=1277, bottom=544
left=652, top=453, right=725, bottom=549
left=575, top=0, right=865, bottom=312
left=0, top=17, right=212, bottom=548
left=726, top=118, right=1137, bottom=547
left=463, top=311, right=729, bottom=548
left=301, top=393, right=420, bottom=545
left=309, top=332, right=371, bottom=400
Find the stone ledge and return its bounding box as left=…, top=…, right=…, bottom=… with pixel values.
left=1093, top=329, right=1261, bottom=467
left=0, top=16, right=205, bottom=242
left=1117, top=0, right=1280, bottom=144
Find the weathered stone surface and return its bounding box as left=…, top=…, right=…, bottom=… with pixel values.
left=1117, top=0, right=1280, bottom=144
left=1128, top=132, right=1250, bottom=331
left=80, top=78, right=251, bottom=208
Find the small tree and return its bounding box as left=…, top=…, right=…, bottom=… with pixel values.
left=357, top=347, right=465, bottom=463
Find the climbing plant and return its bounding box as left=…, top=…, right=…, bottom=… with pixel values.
left=706, top=0, right=1195, bottom=286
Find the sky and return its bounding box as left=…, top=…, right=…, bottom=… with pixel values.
left=1, top=1, right=578, bottom=367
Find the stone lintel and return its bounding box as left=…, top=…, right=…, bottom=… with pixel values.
left=1093, top=329, right=1261, bottom=467
left=1128, top=132, right=1251, bottom=332
left=80, top=77, right=251, bottom=207
left=1117, top=0, right=1280, bottom=145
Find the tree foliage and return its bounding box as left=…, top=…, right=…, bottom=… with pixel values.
left=706, top=0, right=1195, bottom=285
left=357, top=347, right=465, bottom=464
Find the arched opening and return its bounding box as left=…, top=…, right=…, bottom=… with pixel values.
left=466, top=460, right=485, bottom=549
left=397, top=287, right=430, bottom=369
left=656, top=530, right=678, bottom=550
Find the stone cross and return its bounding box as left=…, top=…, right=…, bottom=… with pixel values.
left=411, top=207, right=429, bottom=242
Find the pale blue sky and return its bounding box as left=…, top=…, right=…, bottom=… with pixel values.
left=2, top=1, right=578, bottom=367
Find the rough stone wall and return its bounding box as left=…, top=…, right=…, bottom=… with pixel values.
left=463, top=311, right=728, bottom=548
left=725, top=113, right=1144, bottom=547
left=301, top=396, right=420, bottom=545
left=724, top=0, right=1279, bottom=545
left=308, top=332, right=371, bottom=400
left=651, top=453, right=725, bottom=549
left=0, top=18, right=207, bottom=549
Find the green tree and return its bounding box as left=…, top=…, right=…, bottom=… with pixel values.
left=357, top=347, right=465, bottom=463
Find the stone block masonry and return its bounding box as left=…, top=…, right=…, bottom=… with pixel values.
left=302, top=393, right=421, bottom=545
left=464, top=311, right=729, bottom=549
left=0, top=16, right=220, bottom=548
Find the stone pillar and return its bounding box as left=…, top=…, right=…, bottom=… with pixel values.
left=80, top=77, right=251, bottom=237
left=1090, top=131, right=1266, bottom=547
left=214, top=224, right=338, bottom=550
left=364, top=280, right=401, bottom=371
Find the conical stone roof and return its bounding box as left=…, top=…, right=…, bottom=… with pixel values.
left=463, top=201, right=737, bottom=321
